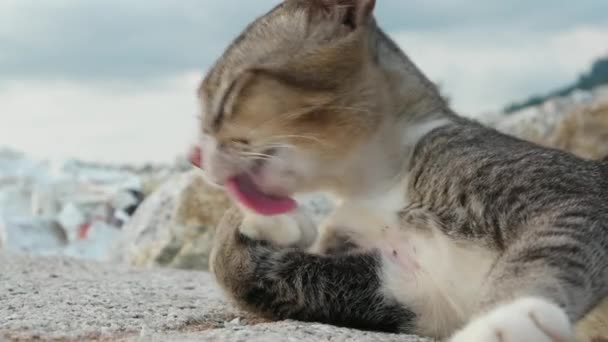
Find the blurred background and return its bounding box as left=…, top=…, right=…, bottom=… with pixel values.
left=0, top=1, right=607, bottom=264
left=1, top=0, right=607, bottom=164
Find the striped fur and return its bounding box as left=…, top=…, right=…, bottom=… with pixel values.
left=202, top=0, right=608, bottom=340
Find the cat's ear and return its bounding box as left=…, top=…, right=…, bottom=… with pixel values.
left=340, top=0, right=376, bottom=28
left=314, top=0, right=376, bottom=29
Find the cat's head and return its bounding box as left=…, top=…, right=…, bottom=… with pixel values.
left=195, top=0, right=439, bottom=215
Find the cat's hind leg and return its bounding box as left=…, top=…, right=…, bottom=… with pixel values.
left=451, top=222, right=607, bottom=342
left=210, top=208, right=416, bottom=333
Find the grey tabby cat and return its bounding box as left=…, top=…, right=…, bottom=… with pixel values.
left=195, top=0, right=608, bottom=340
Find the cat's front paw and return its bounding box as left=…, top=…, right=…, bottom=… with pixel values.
left=450, top=297, right=573, bottom=342
left=239, top=209, right=317, bottom=249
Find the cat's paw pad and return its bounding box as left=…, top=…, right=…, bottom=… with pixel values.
left=450, top=297, right=573, bottom=342
left=240, top=210, right=316, bottom=248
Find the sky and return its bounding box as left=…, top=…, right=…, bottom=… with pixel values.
left=1, top=0, right=607, bottom=164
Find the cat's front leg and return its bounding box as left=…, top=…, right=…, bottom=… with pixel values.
left=239, top=208, right=317, bottom=249
left=450, top=297, right=572, bottom=342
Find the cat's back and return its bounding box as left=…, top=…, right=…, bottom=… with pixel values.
left=412, top=117, right=608, bottom=199
left=407, top=117, right=608, bottom=252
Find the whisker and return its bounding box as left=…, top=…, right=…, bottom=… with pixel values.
left=261, top=135, right=335, bottom=148
left=322, top=105, right=371, bottom=114
left=239, top=152, right=275, bottom=160
left=241, top=155, right=273, bottom=163
left=257, top=143, right=296, bottom=150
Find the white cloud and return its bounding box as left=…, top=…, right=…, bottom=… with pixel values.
left=392, top=25, right=608, bottom=116
left=2, top=25, right=607, bottom=164
left=0, top=73, right=203, bottom=164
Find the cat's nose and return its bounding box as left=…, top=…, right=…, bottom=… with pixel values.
left=189, top=145, right=203, bottom=169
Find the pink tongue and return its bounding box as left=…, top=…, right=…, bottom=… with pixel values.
left=226, top=175, right=297, bottom=216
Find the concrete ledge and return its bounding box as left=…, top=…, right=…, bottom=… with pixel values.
left=0, top=254, right=427, bottom=341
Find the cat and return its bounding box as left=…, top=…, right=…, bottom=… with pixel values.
left=196, top=0, right=608, bottom=340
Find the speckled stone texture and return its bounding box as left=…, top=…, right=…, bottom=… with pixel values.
left=0, top=253, right=428, bottom=341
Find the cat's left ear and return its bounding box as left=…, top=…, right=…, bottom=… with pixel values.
left=338, top=0, right=376, bottom=28
left=327, top=0, right=376, bottom=29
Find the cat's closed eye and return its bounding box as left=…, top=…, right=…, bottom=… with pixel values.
left=230, top=138, right=250, bottom=146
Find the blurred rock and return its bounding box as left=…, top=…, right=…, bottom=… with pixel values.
left=111, top=168, right=335, bottom=270
left=110, top=170, right=232, bottom=270
left=63, top=221, right=123, bottom=260
left=547, top=99, right=608, bottom=160
left=0, top=148, right=335, bottom=265
left=111, top=189, right=140, bottom=214
left=495, top=85, right=608, bottom=160
left=57, top=202, right=87, bottom=242
left=0, top=151, right=176, bottom=260
left=0, top=216, right=67, bottom=254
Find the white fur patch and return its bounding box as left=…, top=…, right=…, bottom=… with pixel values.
left=346, top=177, right=408, bottom=228
left=319, top=200, right=498, bottom=338
left=379, top=224, right=498, bottom=338
left=240, top=209, right=317, bottom=248
left=450, top=297, right=573, bottom=342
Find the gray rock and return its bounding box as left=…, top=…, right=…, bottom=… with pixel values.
left=0, top=253, right=428, bottom=342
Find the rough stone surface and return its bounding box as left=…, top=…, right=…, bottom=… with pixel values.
left=109, top=170, right=231, bottom=270
left=0, top=253, right=427, bottom=341
left=495, top=86, right=608, bottom=160
left=547, top=100, right=608, bottom=160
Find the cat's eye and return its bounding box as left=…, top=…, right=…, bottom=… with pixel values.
left=231, top=138, right=250, bottom=146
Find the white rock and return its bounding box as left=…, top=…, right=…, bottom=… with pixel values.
left=57, top=203, right=87, bottom=241
left=110, top=190, right=139, bottom=211
left=0, top=216, right=67, bottom=254
left=63, top=222, right=121, bottom=260
left=30, top=183, right=61, bottom=219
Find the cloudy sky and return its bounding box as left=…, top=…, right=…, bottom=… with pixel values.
left=1, top=0, right=607, bottom=164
